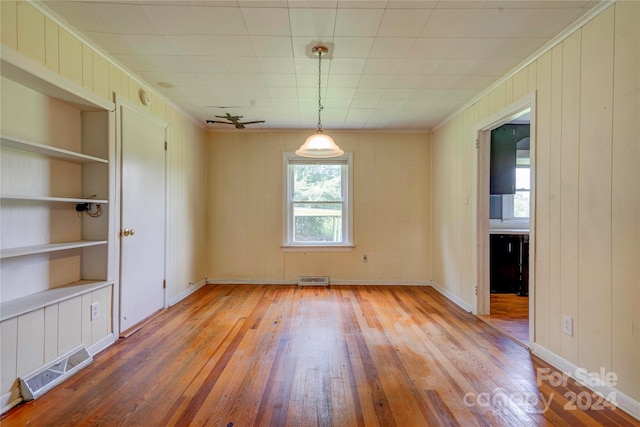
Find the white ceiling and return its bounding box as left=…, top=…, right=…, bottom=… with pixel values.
left=41, top=0, right=599, bottom=131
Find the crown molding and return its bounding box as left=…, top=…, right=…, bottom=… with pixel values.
left=31, top=1, right=206, bottom=130
left=431, top=0, right=616, bottom=132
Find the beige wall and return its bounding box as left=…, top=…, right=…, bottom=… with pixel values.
left=0, top=2, right=206, bottom=410
left=4, top=0, right=637, bottom=410
left=431, top=2, right=639, bottom=401
left=0, top=0, right=208, bottom=303
left=206, top=131, right=431, bottom=284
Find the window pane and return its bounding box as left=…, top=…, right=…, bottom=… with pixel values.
left=514, top=191, right=530, bottom=218
left=515, top=167, right=530, bottom=190
left=293, top=203, right=342, bottom=242
left=293, top=164, right=342, bottom=202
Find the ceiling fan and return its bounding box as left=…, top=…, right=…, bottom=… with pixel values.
left=206, top=112, right=265, bottom=129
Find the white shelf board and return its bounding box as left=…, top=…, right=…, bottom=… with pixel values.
left=1, top=135, right=108, bottom=164
left=0, top=195, right=108, bottom=204
left=1, top=45, right=114, bottom=112
left=0, top=240, right=108, bottom=259
left=0, top=280, right=113, bottom=321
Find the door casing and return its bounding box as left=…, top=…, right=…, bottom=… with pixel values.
left=472, top=92, right=536, bottom=346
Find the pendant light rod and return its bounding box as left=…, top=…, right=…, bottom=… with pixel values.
left=295, top=45, right=343, bottom=158
left=313, top=45, right=328, bottom=133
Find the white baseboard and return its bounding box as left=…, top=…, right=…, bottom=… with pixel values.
left=429, top=281, right=473, bottom=312
left=1, top=390, right=22, bottom=415
left=530, top=343, right=640, bottom=421
left=168, top=278, right=207, bottom=306
left=425, top=285, right=640, bottom=420
left=331, top=280, right=430, bottom=286
left=206, top=279, right=296, bottom=285
left=88, top=333, right=116, bottom=356
left=206, top=279, right=430, bottom=286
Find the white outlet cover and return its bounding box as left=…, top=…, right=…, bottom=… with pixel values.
left=562, top=315, right=573, bottom=336
left=90, top=302, right=99, bottom=321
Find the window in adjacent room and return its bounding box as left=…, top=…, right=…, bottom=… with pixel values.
left=512, top=165, right=530, bottom=218
left=283, top=153, right=353, bottom=249
left=502, top=144, right=531, bottom=220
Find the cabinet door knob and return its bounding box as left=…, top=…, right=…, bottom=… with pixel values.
left=122, top=228, right=135, bottom=237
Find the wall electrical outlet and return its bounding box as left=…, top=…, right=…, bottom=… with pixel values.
left=91, top=302, right=99, bottom=321
left=562, top=315, right=573, bottom=336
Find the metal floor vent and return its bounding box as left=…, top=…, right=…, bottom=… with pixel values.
left=297, top=276, right=329, bottom=286
left=19, top=346, right=93, bottom=401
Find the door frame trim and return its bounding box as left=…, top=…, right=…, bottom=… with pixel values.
left=472, top=92, right=537, bottom=347
left=114, top=94, right=169, bottom=335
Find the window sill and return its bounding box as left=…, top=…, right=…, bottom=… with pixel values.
left=281, top=245, right=354, bottom=253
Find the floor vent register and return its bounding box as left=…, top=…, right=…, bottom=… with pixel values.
left=19, top=346, right=93, bottom=401
left=297, top=276, right=329, bottom=286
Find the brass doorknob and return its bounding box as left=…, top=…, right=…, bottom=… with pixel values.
left=122, top=228, right=135, bottom=237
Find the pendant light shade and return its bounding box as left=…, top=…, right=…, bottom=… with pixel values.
left=296, top=45, right=343, bottom=158
left=295, top=131, right=344, bottom=158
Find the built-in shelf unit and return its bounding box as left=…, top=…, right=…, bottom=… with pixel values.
left=0, top=47, right=117, bottom=412
left=0, top=135, right=109, bottom=163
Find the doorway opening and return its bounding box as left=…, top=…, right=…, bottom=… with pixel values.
left=473, top=93, right=536, bottom=348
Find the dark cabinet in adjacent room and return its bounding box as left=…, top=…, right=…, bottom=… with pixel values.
left=490, top=234, right=529, bottom=295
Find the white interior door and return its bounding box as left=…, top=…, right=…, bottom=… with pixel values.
left=119, top=104, right=166, bottom=332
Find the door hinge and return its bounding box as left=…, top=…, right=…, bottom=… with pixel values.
left=163, top=279, right=166, bottom=289
left=475, top=140, right=479, bottom=149
left=164, top=141, right=168, bottom=150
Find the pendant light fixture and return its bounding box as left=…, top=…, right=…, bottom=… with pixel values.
left=295, top=45, right=344, bottom=158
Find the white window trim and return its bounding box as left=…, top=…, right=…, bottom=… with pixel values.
left=282, top=152, right=354, bottom=251
left=502, top=165, right=531, bottom=221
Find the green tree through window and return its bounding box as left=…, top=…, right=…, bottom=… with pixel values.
left=293, top=164, right=342, bottom=242
left=284, top=154, right=352, bottom=247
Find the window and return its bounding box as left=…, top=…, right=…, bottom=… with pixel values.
left=283, top=153, right=353, bottom=249
left=502, top=165, right=530, bottom=219
left=513, top=166, right=530, bottom=218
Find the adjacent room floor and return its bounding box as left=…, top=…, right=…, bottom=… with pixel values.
left=2, top=285, right=636, bottom=426
left=479, top=293, right=530, bottom=347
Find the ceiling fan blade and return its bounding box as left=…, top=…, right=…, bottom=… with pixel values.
left=206, top=120, right=235, bottom=125
left=238, top=121, right=266, bottom=125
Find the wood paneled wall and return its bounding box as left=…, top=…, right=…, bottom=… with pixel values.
left=206, top=131, right=431, bottom=284
left=0, top=286, right=112, bottom=409
left=431, top=2, right=639, bottom=402
left=0, top=1, right=208, bottom=302
left=1, top=1, right=208, bottom=410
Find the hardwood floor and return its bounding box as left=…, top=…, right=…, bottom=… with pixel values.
left=479, top=293, right=530, bottom=346
left=3, top=285, right=638, bottom=426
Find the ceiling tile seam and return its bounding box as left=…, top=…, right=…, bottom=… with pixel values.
left=414, top=7, right=437, bottom=41
left=39, top=1, right=605, bottom=131
left=329, top=2, right=344, bottom=126
left=287, top=5, right=305, bottom=111
left=330, top=1, right=364, bottom=127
